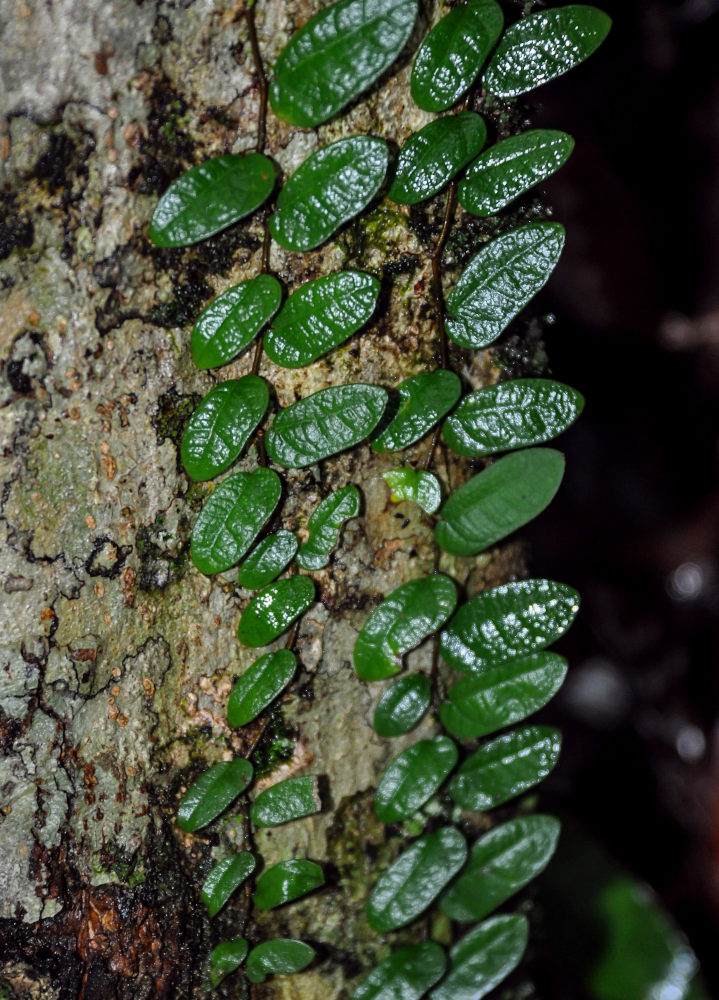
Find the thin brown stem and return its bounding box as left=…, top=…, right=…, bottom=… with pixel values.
left=245, top=6, right=267, bottom=155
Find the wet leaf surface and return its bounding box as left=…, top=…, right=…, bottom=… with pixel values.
left=253, top=859, right=325, bottom=910
left=227, top=649, right=297, bottom=727
left=237, top=576, right=315, bottom=647
left=374, top=673, right=432, bottom=738
left=388, top=113, right=486, bottom=205
left=177, top=758, right=253, bottom=832
left=191, top=274, right=282, bottom=370
left=429, top=914, right=528, bottom=1000
left=352, top=942, right=446, bottom=1000
left=372, top=370, right=461, bottom=452
left=202, top=853, right=256, bottom=918
left=296, top=485, right=361, bottom=570
left=383, top=468, right=442, bottom=514
left=238, top=531, right=299, bottom=590
left=246, top=939, right=315, bottom=983
left=374, top=735, right=458, bottom=822
left=250, top=775, right=321, bottom=827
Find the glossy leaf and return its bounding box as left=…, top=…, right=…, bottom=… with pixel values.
left=150, top=153, right=275, bottom=247
left=374, top=736, right=458, bottom=823
left=190, top=468, right=282, bottom=575
left=354, top=574, right=457, bottom=681
left=227, top=649, right=297, bottom=727
left=177, top=758, right=253, bottom=832
left=191, top=275, right=282, bottom=370
left=296, top=485, right=361, bottom=571
left=446, top=222, right=565, bottom=349
left=440, top=578, right=580, bottom=673
left=374, top=673, right=431, bottom=738
left=209, top=938, right=249, bottom=989
left=388, top=113, right=487, bottom=205
left=201, top=852, right=256, bottom=918
left=430, top=914, right=528, bottom=1000
left=181, top=375, right=269, bottom=482
left=367, top=826, right=467, bottom=932
left=372, top=370, right=461, bottom=452
left=484, top=5, right=612, bottom=98
left=435, top=447, right=565, bottom=557
left=383, top=468, right=441, bottom=514
left=246, top=939, right=315, bottom=984
left=250, top=775, right=321, bottom=827
left=352, top=942, right=446, bottom=1000
left=449, top=725, right=562, bottom=810
left=440, top=814, right=560, bottom=922
left=253, top=859, right=325, bottom=910
left=411, top=0, right=504, bottom=112
left=270, top=137, right=388, bottom=251
left=266, top=384, right=388, bottom=468
left=238, top=531, right=298, bottom=590
left=269, top=0, right=418, bottom=127
left=237, top=576, right=315, bottom=647
left=443, top=378, right=584, bottom=458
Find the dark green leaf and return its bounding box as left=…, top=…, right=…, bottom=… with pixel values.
left=227, top=649, right=297, bottom=727
left=354, top=574, right=457, bottom=681
left=181, top=375, right=269, bottom=482
left=388, top=113, right=487, bottom=205
left=253, top=859, right=325, bottom=910
left=374, top=673, right=431, bottom=737
left=237, top=576, right=315, bottom=648
left=411, top=0, right=504, bottom=112
left=440, top=578, right=580, bottom=673
left=374, top=736, right=458, bottom=823
left=238, top=531, right=298, bottom=590
left=269, top=0, right=418, bottom=127
left=435, top=447, right=565, bottom=557
left=250, top=775, right=321, bottom=827
left=190, top=468, right=282, bottom=575
left=266, top=384, right=388, bottom=468
left=209, top=938, right=249, bottom=989
left=201, top=852, right=256, bottom=917
left=177, top=759, right=253, bottom=832
left=367, top=826, right=467, bottom=932
left=449, top=725, right=562, bottom=810
left=270, top=137, right=388, bottom=251
left=191, top=275, right=282, bottom=370
left=352, top=942, right=446, bottom=1000
left=445, top=222, right=565, bottom=349
left=383, top=469, right=441, bottom=514
left=246, top=939, right=315, bottom=984
left=296, top=485, right=361, bottom=571
left=149, top=153, right=275, bottom=247
left=372, top=370, right=461, bottom=452
left=484, top=5, right=612, bottom=98
left=429, top=914, right=528, bottom=1000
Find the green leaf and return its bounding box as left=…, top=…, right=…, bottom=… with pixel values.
left=374, top=736, right=458, bottom=823
left=459, top=130, right=575, bottom=217
left=440, top=814, right=561, bottom=922
left=201, top=852, right=256, bottom=918
left=439, top=651, right=568, bottom=740
left=250, top=775, right=321, bottom=828
left=181, top=375, right=269, bottom=482
left=177, top=759, right=253, bottom=832
left=367, top=826, right=467, bottom=932
left=227, top=649, right=297, bottom=727
left=253, top=859, right=325, bottom=910
left=266, top=384, right=388, bottom=468
left=209, top=938, right=249, bottom=989
left=190, top=468, right=282, bottom=575
left=237, top=576, right=315, bottom=648
left=191, top=275, right=282, bottom=370
left=429, top=914, right=528, bottom=1000
left=411, top=0, right=503, bottom=112
left=440, top=578, right=580, bottom=673
left=448, top=725, right=562, bottom=810
left=149, top=153, right=275, bottom=247
left=484, top=5, right=612, bottom=99
left=445, top=222, right=565, bottom=349
left=443, top=378, right=584, bottom=458
left=352, top=942, right=446, bottom=1000
left=435, top=447, right=565, bottom=557
left=238, top=531, right=299, bottom=590
left=296, top=485, right=361, bottom=571
left=372, top=370, right=461, bottom=452
left=373, top=673, right=431, bottom=738
left=246, top=939, right=315, bottom=984
left=354, top=574, right=457, bottom=681
left=388, top=113, right=487, bottom=205
left=269, top=0, right=418, bottom=127
left=270, top=137, right=388, bottom=251
left=383, top=469, right=442, bottom=514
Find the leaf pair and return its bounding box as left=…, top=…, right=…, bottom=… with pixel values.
left=210, top=937, right=315, bottom=987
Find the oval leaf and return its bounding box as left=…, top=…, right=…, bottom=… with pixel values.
left=237, top=576, right=315, bottom=648
left=209, top=938, right=249, bottom=989
left=191, top=275, right=282, bottom=370
left=253, top=859, right=325, bottom=910
left=352, top=942, right=446, bottom=1000
left=246, top=939, right=315, bottom=984
left=430, top=914, right=528, bottom=1000
left=374, top=673, right=431, bottom=738
left=202, top=852, right=256, bottom=918
left=150, top=153, right=275, bottom=247
left=238, top=531, right=298, bottom=590
left=227, top=649, right=297, bottom=727
left=250, top=775, right=321, bottom=828
left=383, top=468, right=441, bottom=514
left=374, top=736, right=458, bottom=823
left=372, top=370, right=461, bottom=452
left=177, top=758, right=253, bottom=832
left=388, top=112, right=487, bottom=205
left=296, top=485, right=361, bottom=571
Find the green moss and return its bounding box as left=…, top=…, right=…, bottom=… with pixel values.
left=326, top=792, right=403, bottom=902
left=250, top=711, right=296, bottom=777
left=152, top=388, right=201, bottom=447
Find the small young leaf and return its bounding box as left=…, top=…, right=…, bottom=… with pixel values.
left=445, top=222, right=565, bottom=350
left=201, top=852, right=256, bottom=918
left=237, top=576, right=315, bottom=648
left=177, top=759, right=253, bottom=832
left=435, top=447, right=565, bottom=557
left=384, top=469, right=441, bottom=514
left=181, top=375, right=269, bottom=482
left=440, top=578, right=580, bottom=673
left=367, top=826, right=467, bottom=932
left=238, top=531, right=298, bottom=590
left=270, top=137, right=388, bottom=251
left=253, top=859, right=325, bottom=910
left=429, top=914, right=528, bottom=1000
left=448, top=725, right=562, bottom=810
left=269, top=0, right=418, bottom=127
left=227, top=649, right=297, bottom=727
left=352, top=942, right=446, bottom=1000
left=150, top=153, right=275, bottom=247
left=190, top=468, right=282, bottom=575
left=372, top=370, right=461, bottom=452
left=443, top=378, right=584, bottom=458
left=354, top=575, right=457, bottom=681
left=296, top=485, right=361, bottom=571
left=388, top=113, right=487, bottom=205
left=250, top=775, right=321, bottom=827
left=191, top=275, right=282, bottom=370
left=411, top=0, right=504, bottom=112
left=484, top=5, right=612, bottom=99
left=440, top=814, right=561, bottom=922
left=266, top=384, right=388, bottom=468
left=374, top=736, right=458, bottom=823
left=209, top=938, right=249, bottom=989
left=374, top=673, right=432, bottom=738
left=245, top=939, right=315, bottom=984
